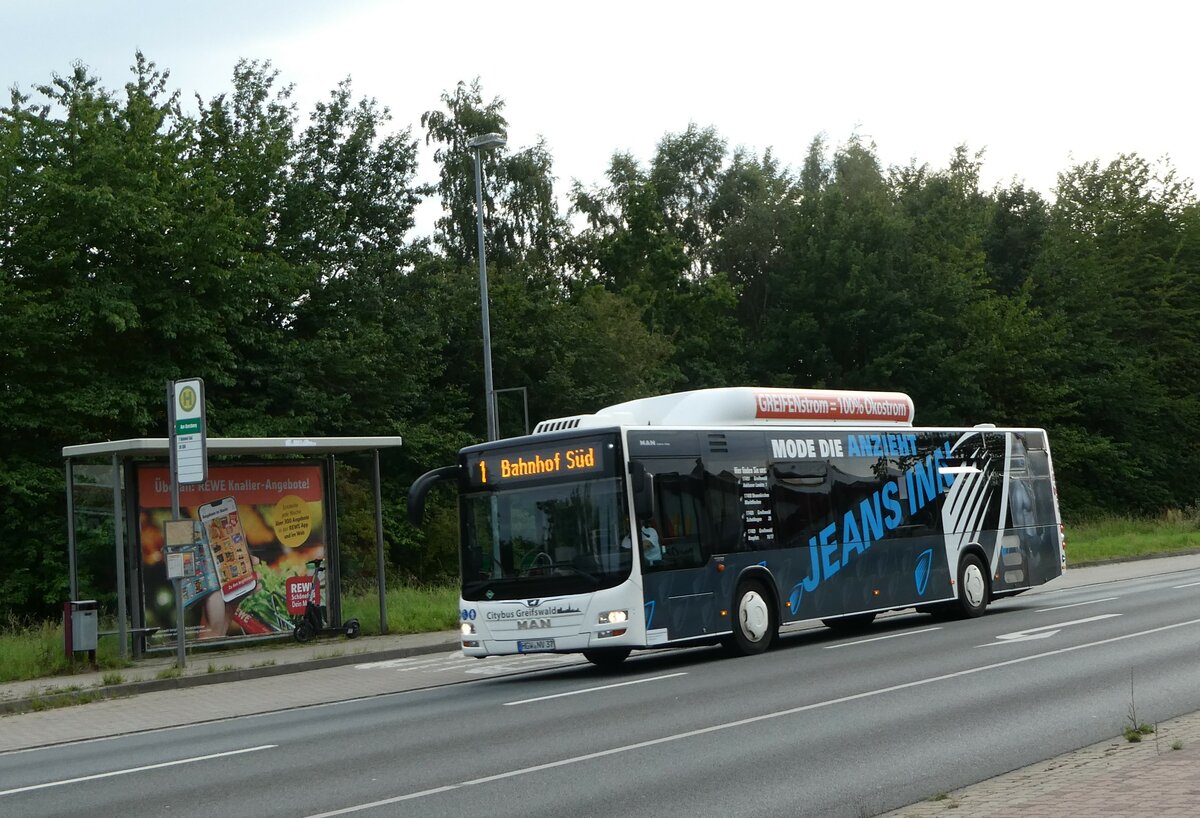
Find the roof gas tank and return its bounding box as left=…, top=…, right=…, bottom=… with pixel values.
left=533, top=387, right=915, bottom=433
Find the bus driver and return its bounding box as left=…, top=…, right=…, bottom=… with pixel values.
left=622, top=517, right=662, bottom=566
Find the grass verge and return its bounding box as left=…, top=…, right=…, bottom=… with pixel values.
left=340, top=583, right=459, bottom=636
left=0, top=617, right=131, bottom=684
left=1065, top=512, right=1200, bottom=565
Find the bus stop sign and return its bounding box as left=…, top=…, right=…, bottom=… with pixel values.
left=171, top=378, right=208, bottom=485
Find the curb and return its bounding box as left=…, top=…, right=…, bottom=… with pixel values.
left=0, top=637, right=461, bottom=716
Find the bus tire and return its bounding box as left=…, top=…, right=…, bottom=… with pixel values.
left=583, top=648, right=631, bottom=669
left=729, top=580, right=776, bottom=655
left=822, top=612, right=876, bottom=632
left=955, top=552, right=989, bottom=618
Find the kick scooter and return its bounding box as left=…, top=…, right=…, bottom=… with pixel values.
left=292, top=558, right=361, bottom=642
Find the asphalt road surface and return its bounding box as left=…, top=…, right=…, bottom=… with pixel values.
left=4, top=566, right=1200, bottom=817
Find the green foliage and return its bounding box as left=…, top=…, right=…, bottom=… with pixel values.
left=0, top=615, right=128, bottom=682
left=339, top=583, right=459, bottom=635
left=1064, top=512, right=1200, bottom=564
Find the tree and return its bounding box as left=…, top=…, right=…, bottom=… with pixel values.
left=421, top=78, right=568, bottom=269
left=1033, top=155, right=1200, bottom=514
left=0, top=55, right=249, bottom=614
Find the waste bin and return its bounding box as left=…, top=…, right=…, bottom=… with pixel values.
left=64, top=599, right=98, bottom=657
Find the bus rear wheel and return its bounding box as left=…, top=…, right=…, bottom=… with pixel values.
left=583, top=648, right=630, bottom=669
left=955, top=553, right=989, bottom=618
left=728, top=581, right=776, bottom=655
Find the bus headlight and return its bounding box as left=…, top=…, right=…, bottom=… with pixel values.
left=598, top=610, right=628, bottom=625
left=461, top=622, right=477, bottom=635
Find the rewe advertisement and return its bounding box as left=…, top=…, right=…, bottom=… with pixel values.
left=136, top=463, right=327, bottom=644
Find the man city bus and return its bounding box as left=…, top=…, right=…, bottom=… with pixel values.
left=408, top=387, right=1066, bottom=667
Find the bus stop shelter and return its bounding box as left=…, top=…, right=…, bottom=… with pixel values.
left=62, top=436, right=403, bottom=656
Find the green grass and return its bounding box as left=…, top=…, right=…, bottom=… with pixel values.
left=340, top=583, right=460, bottom=636
left=0, top=616, right=131, bottom=684
left=0, top=583, right=458, bottom=685
left=1123, top=723, right=1155, bottom=742
left=1065, top=511, right=1200, bottom=565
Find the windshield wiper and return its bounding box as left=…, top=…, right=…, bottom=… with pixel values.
left=553, top=563, right=599, bottom=583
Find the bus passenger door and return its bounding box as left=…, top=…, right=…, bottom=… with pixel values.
left=637, top=457, right=722, bottom=642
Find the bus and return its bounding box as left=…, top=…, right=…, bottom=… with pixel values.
left=408, top=387, right=1066, bottom=667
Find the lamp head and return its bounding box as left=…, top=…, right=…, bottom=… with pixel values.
left=468, top=132, right=507, bottom=149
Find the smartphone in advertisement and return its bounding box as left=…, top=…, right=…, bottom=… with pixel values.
left=198, top=496, right=256, bottom=602
left=171, top=520, right=221, bottom=608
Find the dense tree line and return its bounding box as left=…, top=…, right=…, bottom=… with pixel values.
left=2, top=58, right=1197, bottom=618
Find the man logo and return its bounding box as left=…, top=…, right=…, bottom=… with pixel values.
left=517, top=618, right=552, bottom=630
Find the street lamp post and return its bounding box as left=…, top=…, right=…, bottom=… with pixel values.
left=469, top=132, right=507, bottom=441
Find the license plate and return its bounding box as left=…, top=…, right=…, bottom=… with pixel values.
left=517, top=639, right=556, bottom=653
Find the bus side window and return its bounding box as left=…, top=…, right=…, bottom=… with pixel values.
left=771, top=462, right=831, bottom=549
left=647, top=462, right=711, bottom=570
left=704, top=468, right=743, bottom=553
left=827, top=456, right=886, bottom=538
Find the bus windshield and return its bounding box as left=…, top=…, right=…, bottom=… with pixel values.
left=461, top=476, right=631, bottom=601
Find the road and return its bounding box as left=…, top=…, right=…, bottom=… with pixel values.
left=3, top=566, right=1200, bottom=817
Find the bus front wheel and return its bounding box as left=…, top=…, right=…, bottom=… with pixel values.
left=728, top=581, right=776, bottom=655
left=584, top=648, right=630, bottom=669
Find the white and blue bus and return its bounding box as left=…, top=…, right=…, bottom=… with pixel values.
left=408, top=388, right=1066, bottom=667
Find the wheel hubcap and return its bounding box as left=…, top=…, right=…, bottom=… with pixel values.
left=962, top=563, right=985, bottom=608
left=740, top=591, right=769, bottom=641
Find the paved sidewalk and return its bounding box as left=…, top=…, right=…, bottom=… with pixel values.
left=880, top=552, right=1200, bottom=818
left=877, top=711, right=1200, bottom=818
left=0, top=627, right=461, bottom=715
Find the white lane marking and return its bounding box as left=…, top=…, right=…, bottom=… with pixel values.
left=504, top=673, right=688, bottom=706
left=1173, top=581, right=1200, bottom=589
left=0, top=654, right=583, bottom=758
left=0, top=744, right=276, bottom=797
left=982, top=613, right=1122, bottom=646
left=1035, top=597, right=1119, bottom=613
left=823, top=627, right=942, bottom=649
left=355, top=654, right=461, bottom=670
left=355, top=652, right=584, bottom=677
left=302, top=616, right=1200, bottom=817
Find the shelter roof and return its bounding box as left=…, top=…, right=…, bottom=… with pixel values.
left=62, top=436, right=403, bottom=458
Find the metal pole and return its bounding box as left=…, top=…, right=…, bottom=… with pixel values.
left=474, top=146, right=498, bottom=442
left=373, top=449, right=388, bottom=634
left=112, top=454, right=127, bottom=660
left=65, top=458, right=77, bottom=601
left=326, top=455, right=342, bottom=627
left=168, top=380, right=180, bottom=520
left=123, top=462, right=146, bottom=659
left=493, top=387, right=530, bottom=437
left=167, top=381, right=185, bottom=667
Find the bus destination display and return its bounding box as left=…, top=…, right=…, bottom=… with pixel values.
left=467, top=440, right=607, bottom=487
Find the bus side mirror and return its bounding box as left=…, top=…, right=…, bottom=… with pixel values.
left=629, top=461, right=653, bottom=520
left=407, top=465, right=459, bottom=526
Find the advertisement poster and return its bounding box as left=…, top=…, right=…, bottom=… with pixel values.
left=137, top=463, right=327, bottom=643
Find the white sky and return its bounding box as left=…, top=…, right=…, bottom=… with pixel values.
left=4, top=0, right=1197, bottom=234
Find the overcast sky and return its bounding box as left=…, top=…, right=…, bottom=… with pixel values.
left=4, top=0, right=1197, bottom=230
